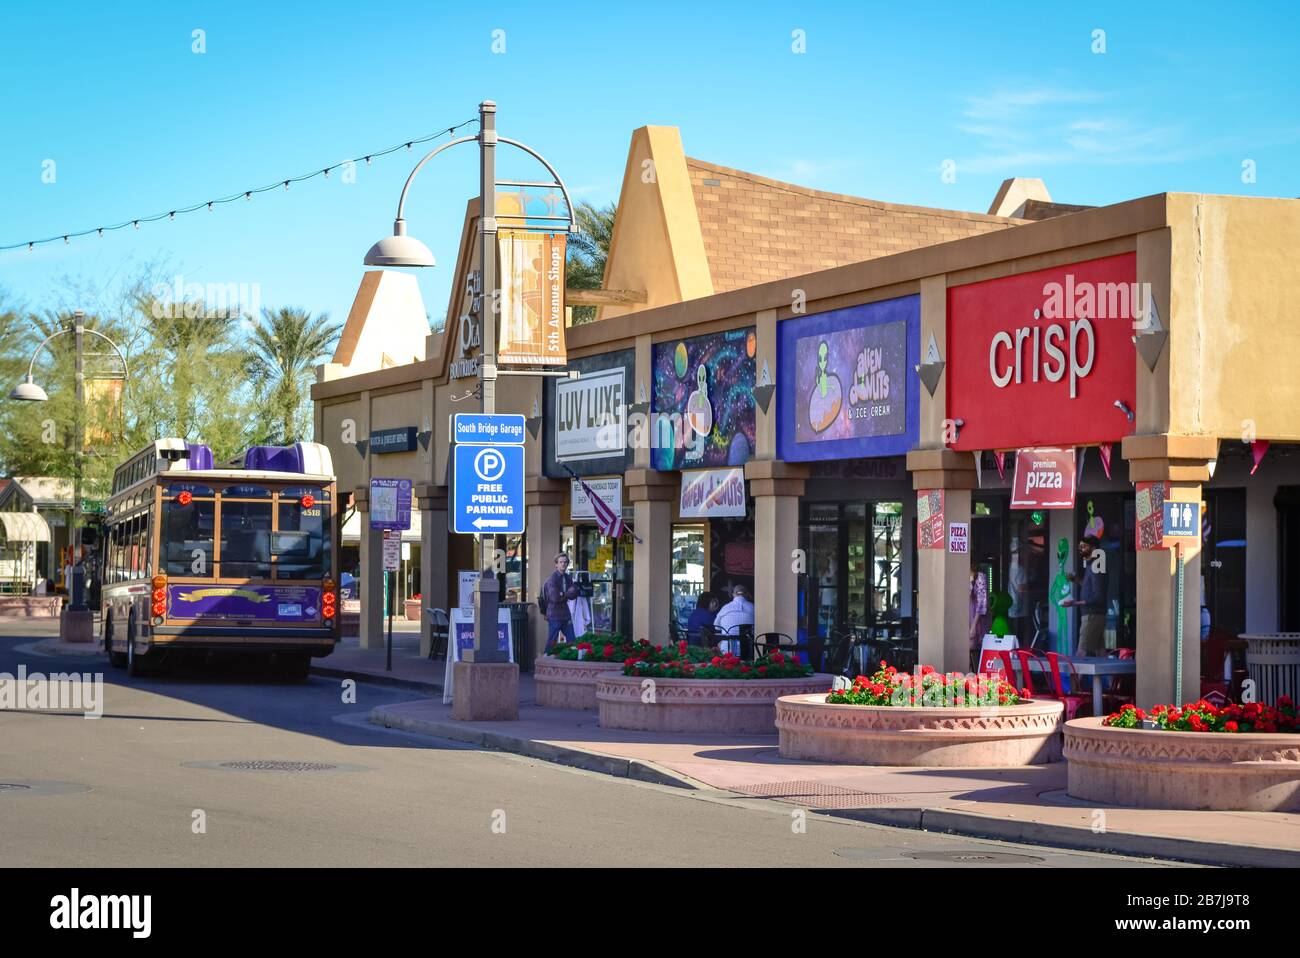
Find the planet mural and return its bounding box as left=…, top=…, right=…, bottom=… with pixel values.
left=673, top=341, right=689, bottom=379
left=652, top=328, right=756, bottom=471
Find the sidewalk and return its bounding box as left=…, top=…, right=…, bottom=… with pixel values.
left=312, top=632, right=445, bottom=693
left=369, top=674, right=1300, bottom=868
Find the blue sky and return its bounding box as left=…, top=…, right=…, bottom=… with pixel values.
left=2, top=1, right=1298, bottom=329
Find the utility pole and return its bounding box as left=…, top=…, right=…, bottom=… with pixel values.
left=473, top=99, right=505, bottom=664
left=70, top=310, right=85, bottom=612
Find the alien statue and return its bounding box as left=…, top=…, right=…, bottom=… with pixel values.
left=1050, top=536, right=1073, bottom=655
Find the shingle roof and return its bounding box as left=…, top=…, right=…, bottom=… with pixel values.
left=686, top=158, right=1026, bottom=293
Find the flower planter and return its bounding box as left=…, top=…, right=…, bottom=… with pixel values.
left=597, top=673, right=831, bottom=735
left=404, top=599, right=421, bottom=621
left=534, top=655, right=626, bottom=710
left=1065, top=716, right=1300, bottom=811
left=776, top=695, right=1065, bottom=766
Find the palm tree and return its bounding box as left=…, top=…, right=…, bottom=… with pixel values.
left=247, top=307, right=343, bottom=445
left=566, top=201, right=616, bottom=325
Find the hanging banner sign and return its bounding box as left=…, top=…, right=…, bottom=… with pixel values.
left=1010, top=448, right=1077, bottom=509
left=571, top=476, right=623, bottom=520
left=498, top=229, right=567, bottom=366
left=679, top=467, right=747, bottom=519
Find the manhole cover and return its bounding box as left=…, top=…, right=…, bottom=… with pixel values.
left=731, top=780, right=904, bottom=809
left=903, top=850, right=1044, bottom=864
left=0, top=784, right=32, bottom=791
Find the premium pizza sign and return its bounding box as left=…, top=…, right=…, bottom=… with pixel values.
left=1010, top=448, right=1077, bottom=510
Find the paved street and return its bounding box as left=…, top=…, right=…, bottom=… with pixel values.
left=0, top=624, right=1178, bottom=868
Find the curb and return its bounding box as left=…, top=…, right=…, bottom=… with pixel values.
left=370, top=701, right=1300, bottom=868
left=369, top=705, right=696, bottom=789
left=20, top=640, right=105, bottom=659
left=312, top=664, right=442, bottom=695
left=814, top=806, right=1300, bottom=868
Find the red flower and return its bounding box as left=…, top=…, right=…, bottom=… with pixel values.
left=1224, top=721, right=1239, bottom=732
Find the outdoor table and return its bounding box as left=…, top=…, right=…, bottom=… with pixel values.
left=1023, top=655, right=1137, bottom=716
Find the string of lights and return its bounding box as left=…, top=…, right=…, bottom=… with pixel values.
left=2, top=117, right=480, bottom=253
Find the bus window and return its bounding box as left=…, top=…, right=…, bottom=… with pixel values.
left=276, top=499, right=330, bottom=580
left=163, top=498, right=215, bottom=577
left=220, top=499, right=272, bottom=579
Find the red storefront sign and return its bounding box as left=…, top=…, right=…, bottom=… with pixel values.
left=946, top=253, right=1138, bottom=451
left=1010, top=448, right=1076, bottom=509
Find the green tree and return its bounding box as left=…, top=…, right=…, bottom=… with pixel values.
left=246, top=307, right=343, bottom=445
left=565, top=201, right=616, bottom=325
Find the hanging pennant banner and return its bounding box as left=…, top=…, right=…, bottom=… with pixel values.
left=1098, top=442, right=1113, bottom=479
left=994, top=450, right=1007, bottom=481
left=498, top=229, right=567, bottom=366
left=1010, top=447, right=1077, bottom=509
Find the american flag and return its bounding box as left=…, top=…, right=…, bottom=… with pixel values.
left=565, top=466, right=625, bottom=539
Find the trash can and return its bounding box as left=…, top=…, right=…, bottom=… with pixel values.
left=1242, top=634, right=1300, bottom=704
left=506, top=602, right=535, bottom=673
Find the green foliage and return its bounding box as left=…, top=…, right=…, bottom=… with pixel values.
left=245, top=307, right=343, bottom=445
left=565, top=201, right=616, bottom=326
left=0, top=268, right=342, bottom=495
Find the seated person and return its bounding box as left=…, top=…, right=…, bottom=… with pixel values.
left=713, top=584, right=756, bottom=655
left=685, top=592, right=718, bottom=644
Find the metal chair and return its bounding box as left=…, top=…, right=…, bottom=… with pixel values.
left=822, top=631, right=856, bottom=677
left=426, top=608, right=450, bottom=661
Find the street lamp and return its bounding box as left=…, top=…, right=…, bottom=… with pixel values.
left=8, top=311, right=129, bottom=618
left=364, top=99, right=574, bottom=680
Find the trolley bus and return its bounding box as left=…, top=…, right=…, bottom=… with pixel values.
left=101, top=438, right=340, bottom=677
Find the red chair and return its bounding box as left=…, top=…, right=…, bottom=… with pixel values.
left=1045, top=652, right=1092, bottom=720
left=1012, top=648, right=1055, bottom=699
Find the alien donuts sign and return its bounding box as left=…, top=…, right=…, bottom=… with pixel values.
left=777, top=295, right=919, bottom=462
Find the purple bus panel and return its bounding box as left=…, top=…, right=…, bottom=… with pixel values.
left=168, top=584, right=323, bottom=621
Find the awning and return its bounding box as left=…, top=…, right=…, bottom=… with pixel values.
left=341, top=509, right=421, bottom=544
left=0, top=512, right=51, bottom=542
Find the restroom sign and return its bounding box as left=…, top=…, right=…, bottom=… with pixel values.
left=1162, top=501, right=1200, bottom=539
left=948, top=522, right=969, bottom=554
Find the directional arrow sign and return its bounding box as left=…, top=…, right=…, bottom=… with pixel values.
left=453, top=443, right=525, bottom=535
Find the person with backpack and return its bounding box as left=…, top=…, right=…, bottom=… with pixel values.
left=539, top=553, right=581, bottom=653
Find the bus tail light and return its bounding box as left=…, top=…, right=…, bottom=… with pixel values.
left=322, top=579, right=336, bottom=620
left=152, top=575, right=167, bottom=624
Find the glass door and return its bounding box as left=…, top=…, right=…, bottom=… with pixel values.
left=671, top=524, right=706, bottom=634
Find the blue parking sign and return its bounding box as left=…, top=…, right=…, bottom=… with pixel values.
left=453, top=444, right=525, bottom=534
left=1162, top=500, right=1200, bottom=538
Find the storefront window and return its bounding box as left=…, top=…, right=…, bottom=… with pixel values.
left=1203, top=488, right=1245, bottom=636
left=1074, top=495, right=1136, bottom=650
left=972, top=496, right=1049, bottom=649
left=671, top=524, right=706, bottom=632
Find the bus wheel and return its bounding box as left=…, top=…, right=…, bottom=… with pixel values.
left=126, top=619, right=151, bottom=677
left=105, top=616, right=126, bottom=668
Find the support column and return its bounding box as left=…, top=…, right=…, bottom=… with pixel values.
left=907, top=448, right=978, bottom=674
left=626, top=468, right=675, bottom=644
left=354, top=485, right=386, bottom=651
left=1123, top=434, right=1217, bottom=708
left=415, top=484, right=448, bottom=657
left=526, top=476, right=566, bottom=661
left=746, top=459, right=808, bottom=641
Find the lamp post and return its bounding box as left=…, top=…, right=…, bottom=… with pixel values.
left=9, top=311, right=129, bottom=625
left=364, top=100, right=574, bottom=676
